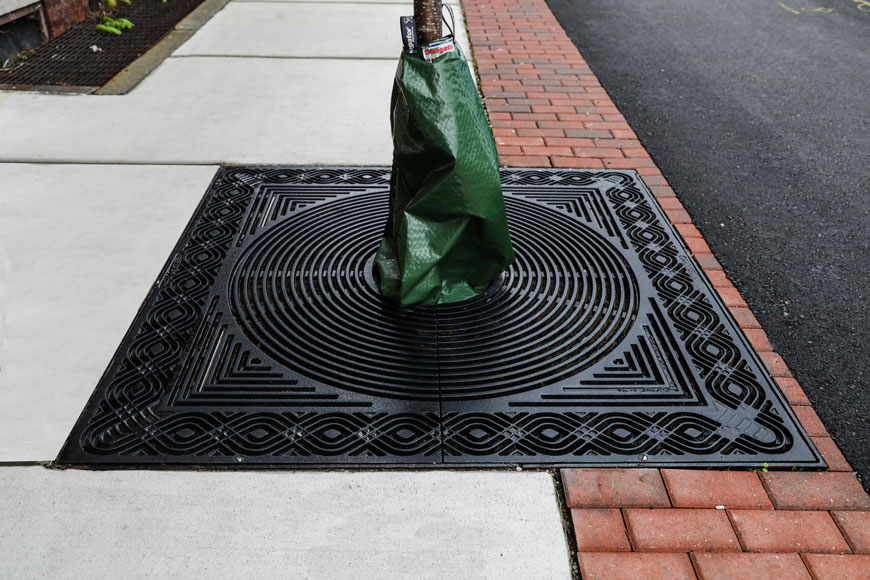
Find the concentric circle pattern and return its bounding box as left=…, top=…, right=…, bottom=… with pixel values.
left=230, top=192, right=639, bottom=401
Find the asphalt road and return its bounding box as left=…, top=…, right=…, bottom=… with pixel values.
left=545, top=0, right=870, bottom=484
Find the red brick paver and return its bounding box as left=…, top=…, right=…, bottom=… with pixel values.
left=577, top=552, right=697, bottom=580
left=465, top=0, right=649, bottom=171
left=742, top=328, right=773, bottom=352
left=561, top=468, right=670, bottom=508
left=728, top=307, right=762, bottom=329
left=791, top=406, right=829, bottom=437
left=624, top=508, right=740, bottom=552
left=692, top=553, right=812, bottom=580
left=832, top=511, right=870, bottom=554
left=802, top=554, right=870, bottom=580
left=776, top=377, right=812, bottom=406
left=570, top=509, right=631, bottom=552
left=703, top=268, right=730, bottom=288
left=729, top=510, right=851, bottom=553
left=694, top=252, right=724, bottom=272
left=716, top=285, right=749, bottom=308
left=812, top=437, right=853, bottom=471
left=759, top=351, right=792, bottom=378
left=761, top=472, right=870, bottom=510
left=661, top=470, right=773, bottom=509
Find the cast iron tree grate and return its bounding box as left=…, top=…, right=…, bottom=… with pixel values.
left=56, top=168, right=823, bottom=468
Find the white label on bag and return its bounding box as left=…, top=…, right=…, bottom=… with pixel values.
left=422, top=39, right=455, bottom=62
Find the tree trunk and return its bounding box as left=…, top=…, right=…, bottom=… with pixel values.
left=414, top=0, right=441, bottom=44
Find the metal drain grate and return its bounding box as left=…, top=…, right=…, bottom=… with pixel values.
left=56, top=168, right=823, bottom=468
left=0, top=0, right=204, bottom=88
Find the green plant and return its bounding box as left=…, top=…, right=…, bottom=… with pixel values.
left=2, top=48, right=38, bottom=70
left=10, top=48, right=37, bottom=64
left=96, top=15, right=134, bottom=35
left=99, top=0, right=130, bottom=9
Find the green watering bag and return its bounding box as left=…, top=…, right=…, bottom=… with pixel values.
left=375, top=38, right=515, bottom=306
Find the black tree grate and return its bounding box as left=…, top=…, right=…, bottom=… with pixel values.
left=56, top=168, right=823, bottom=468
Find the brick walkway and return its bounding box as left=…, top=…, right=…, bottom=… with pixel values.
left=463, top=0, right=870, bottom=577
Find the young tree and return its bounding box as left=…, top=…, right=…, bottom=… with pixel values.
left=414, top=0, right=442, bottom=43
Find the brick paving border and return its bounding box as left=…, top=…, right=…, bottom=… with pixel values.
left=462, top=0, right=870, bottom=576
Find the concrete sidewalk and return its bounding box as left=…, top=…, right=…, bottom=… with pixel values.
left=1, top=0, right=868, bottom=578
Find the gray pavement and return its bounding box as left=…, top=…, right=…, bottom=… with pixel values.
left=0, top=1, right=474, bottom=165
left=0, top=164, right=216, bottom=461
left=546, top=0, right=870, bottom=487
left=1, top=468, right=570, bottom=579
left=0, top=58, right=395, bottom=164
left=175, top=2, right=471, bottom=59
left=0, top=3, right=573, bottom=577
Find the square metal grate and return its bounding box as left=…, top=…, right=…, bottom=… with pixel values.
left=56, top=168, right=823, bottom=468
